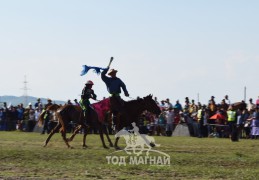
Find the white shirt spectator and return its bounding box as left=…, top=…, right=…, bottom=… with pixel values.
left=166, top=109, right=175, bottom=124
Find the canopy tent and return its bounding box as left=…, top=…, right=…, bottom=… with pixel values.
left=172, top=123, right=190, bottom=136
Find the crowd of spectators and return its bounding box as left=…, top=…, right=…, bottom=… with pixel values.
left=1, top=95, right=259, bottom=140
left=138, top=95, right=259, bottom=140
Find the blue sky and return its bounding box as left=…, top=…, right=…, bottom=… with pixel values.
left=0, top=0, right=259, bottom=105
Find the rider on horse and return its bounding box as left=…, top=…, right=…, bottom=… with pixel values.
left=80, top=80, right=97, bottom=125
left=101, top=67, right=129, bottom=127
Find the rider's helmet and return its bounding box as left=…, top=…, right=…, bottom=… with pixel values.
left=85, top=80, right=94, bottom=85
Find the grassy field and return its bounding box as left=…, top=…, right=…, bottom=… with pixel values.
left=1, top=131, right=259, bottom=180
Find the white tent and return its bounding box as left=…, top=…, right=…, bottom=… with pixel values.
left=172, top=123, right=190, bottom=136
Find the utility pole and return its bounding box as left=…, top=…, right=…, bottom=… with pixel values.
left=21, top=75, right=30, bottom=106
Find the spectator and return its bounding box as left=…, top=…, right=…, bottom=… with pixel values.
left=220, top=99, right=229, bottom=111
left=160, top=100, right=166, bottom=111
left=164, top=98, right=173, bottom=110
left=174, top=100, right=182, bottom=111
left=250, top=107, right=259, bottom=139
left=208, top=96, right=217, bottom=116
left=227, top=105, right=237, bottom=138
left=165, top=107, right=175, bottom=136
left=16, top=104, right=25, bottom=131
left=34, top=107, right=41, bottom=122
left=157, top=110, right=166, bottom=136
left=41, top=99, right=53, bottom=134
left=24, top=103, right=34, bottom=132
left=34, top=98, right=41, bottom=109
left=247, top=98, right=256, bottom=112
left=74, top=99, right=80, bottom=106
left=255, top=96, right=259, bottom=109
left=0, top=108, right=4, bottom=130
left=224, top=95, right=231, bottom=105
left=239, top=109, right=250, bottom=138
left=184, top=97, right=190, bottom=110
left=67, top=99, right=73, bottom=105
left=7, top=106, right=17, bottom=131
left=27, top=108, right=36, bottom=132
left=189, top=99, right=198, bottom=114
left=154, top=97, right=159, bottom=105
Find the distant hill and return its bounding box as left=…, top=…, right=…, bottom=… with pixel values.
left=0, top=95, right=65, bottom=107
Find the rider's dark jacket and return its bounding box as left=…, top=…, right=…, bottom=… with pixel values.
left=101, top=68, right=129, bottom=96
left=80, top=86, right=97, bottom=111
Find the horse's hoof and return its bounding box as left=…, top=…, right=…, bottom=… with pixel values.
left=68, top=146, right=74, bottom=149
left=150, top=143, right=155, bottom=147
left=83, top=145, right=88, bottom=149
left=103, top=145, right=109, bottom=149
left=115, top=146, right=121, bottom=150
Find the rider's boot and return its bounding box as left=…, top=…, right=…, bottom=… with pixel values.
left=83, top=110, right=89, bottom=126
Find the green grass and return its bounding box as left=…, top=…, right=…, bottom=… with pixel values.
left=1, top=131, right=259, bottom=180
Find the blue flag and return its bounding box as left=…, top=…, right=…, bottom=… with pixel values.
left=80, top=65, right=108, bottom=76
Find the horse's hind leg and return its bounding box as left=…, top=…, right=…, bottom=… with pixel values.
left=99, top=126, right=108, bottom=149
left=104, top=125, right=113, bottom=147
left=43, top=123, right=61, bottom=147
left=67, top=125, right=82, bottom=142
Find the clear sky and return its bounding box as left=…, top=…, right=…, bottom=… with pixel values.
left=1, top=0, right=258, bottom=105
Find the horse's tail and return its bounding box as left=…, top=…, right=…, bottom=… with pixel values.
left=37, top=110, right=47, bottom=127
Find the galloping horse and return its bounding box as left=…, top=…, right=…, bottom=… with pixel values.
left=43, top=100, right=113, bottom=149
left=113, top=94, right=161, bottom=149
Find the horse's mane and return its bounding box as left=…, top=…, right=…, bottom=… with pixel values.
left=124, top=98, right=142, bottom=105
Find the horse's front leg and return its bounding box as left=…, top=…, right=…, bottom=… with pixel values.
left=61, top=129, right=72, bottom=148
left=43, top=123, right=61, bottom=147
left=103, top=124, right=113, bottom=147
left=99, top=125, right=108, bottom=149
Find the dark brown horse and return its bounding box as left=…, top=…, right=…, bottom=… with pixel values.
left=43, top=103, right=113, bottom=149
left=67, top=94, right=162, bottom=149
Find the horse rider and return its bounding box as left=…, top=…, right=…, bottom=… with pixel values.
left=101, top=67, right=129, bottom=126
left=79, top=80, right=97, bottom=125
